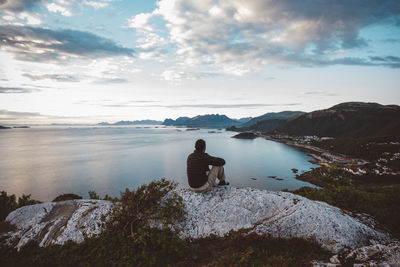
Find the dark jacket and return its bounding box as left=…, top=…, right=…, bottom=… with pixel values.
left=187, top=150, right=225, bottom=188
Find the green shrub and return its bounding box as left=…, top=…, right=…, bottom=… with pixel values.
left=88, top=191, right=118, bottom=202
left=88, top=191, right=100, bottom=200
left=190, top=231, right=331, bottom=266
left=112, top=178, right=185, bottom=235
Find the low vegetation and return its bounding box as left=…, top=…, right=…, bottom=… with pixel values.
left=311, top=137, right=400, bottom=171
left=0, top=179, right=331, bottom=266
left=292, top=166, right=400, bottom=237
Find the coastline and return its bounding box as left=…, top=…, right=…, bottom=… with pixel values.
left=264, top=135, right=366, bottom=165
left=260, top=134, right=369, bottom=186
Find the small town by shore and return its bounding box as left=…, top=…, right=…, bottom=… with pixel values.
left=241, top=132, right=400, bottom=178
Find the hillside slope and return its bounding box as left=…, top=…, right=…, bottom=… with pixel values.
left=276, top=102, right=400, bottom=138
left=228, top=111, right=304, bottom=132
left=240, top=111, right=304, bottom=128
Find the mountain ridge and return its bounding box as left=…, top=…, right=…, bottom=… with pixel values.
left=240, top=111, right=305, bottom=128
left=163, top=114, right=242, bottom=127
left=275, top=102, right=400, bottom=138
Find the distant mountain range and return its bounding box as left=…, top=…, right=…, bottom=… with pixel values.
left=163, top=114, right=248, bottom=128
left=275, top=102, right=400, bottom=138
left=8, top=102, right=397, bottom=140
left=98, top=120, right=162, bottom=126
left=228, top=111, right=305, bottom=132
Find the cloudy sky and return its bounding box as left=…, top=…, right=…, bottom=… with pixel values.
left=0, top=0, right=399, bottom=124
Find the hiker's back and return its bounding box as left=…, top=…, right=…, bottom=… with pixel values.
left=187, top=151, right=209, bottom=188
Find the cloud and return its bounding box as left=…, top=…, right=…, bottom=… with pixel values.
left=23, top=73, right=80, bottom=82
left=381, top=38, right=400, bottom=43
left=83, top=1, right=109, bottom=10
left=100, top=102, right=300, bottom=109
left=126, top=14, right=171, bottom=60
left=44, top=2, right=73, bottom=17
left=161, top=70, right=218, bottom=83
left=23, top=72, right=130, bottom=84
left=163, top=103, right=301, bottom=109
left=0, top=86, right=40, bottom=93
left=127, top=0, right=400, bottom=73
left=0, top=0, right=113, bottom=16
left=0, top=25, right=134, bottom=62
left=43, top=0, right=114, bottom=16
left=127, top=13, right=156, bottom=32
left=368, top=55, right=400, bottom=68
left=93, top=77, right=128, bottom=84
left=0, top=0, right=42, bottom=25
left=301, top=90, right=337, bottom=97
left=0, top=109, right=109, bottom=123
left=0, top=109, right=43, bottom=119
left=99, top=100, right=161, bottom=107
left=0, top=0, right=41, bottom=12
left=0, top=109, right=82, bottom=123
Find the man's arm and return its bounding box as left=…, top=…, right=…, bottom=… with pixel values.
left=205, top=153, right=225, bottom=166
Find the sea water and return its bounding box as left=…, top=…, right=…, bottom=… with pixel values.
left=0, top=126, right=318, bottom=201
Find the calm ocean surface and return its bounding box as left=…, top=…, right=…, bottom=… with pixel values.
left=0, top=126, right=318, bottom=201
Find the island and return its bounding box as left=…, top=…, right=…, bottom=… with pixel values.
left=232, top=132, right=258, bottom=139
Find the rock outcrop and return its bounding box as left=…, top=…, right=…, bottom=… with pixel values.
left=4, top=200, right=113, bottom=249
left=174, top=187, right=391, bottom=253
left=4, top=187, right=394, bottom=257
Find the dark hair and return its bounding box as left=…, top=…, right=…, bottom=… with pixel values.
left=195, top=139, right=206, bottom=151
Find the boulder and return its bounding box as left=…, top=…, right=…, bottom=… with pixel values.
left=4, top=187, right=394, bottom=254
left=174, top=187, right=392, bottom=253
left=4, top=200, right=113, bottom=249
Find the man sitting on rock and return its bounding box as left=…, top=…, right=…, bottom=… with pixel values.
left=187, top=139, right=229, bottom=193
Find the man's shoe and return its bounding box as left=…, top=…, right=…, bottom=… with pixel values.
left=218, top=180, right=229, bottom=186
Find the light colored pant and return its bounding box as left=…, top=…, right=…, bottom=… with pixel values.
left=191, top=166, right=226, bottom=193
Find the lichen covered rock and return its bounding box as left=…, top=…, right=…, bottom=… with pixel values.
left=4, top=187, right=394, bottom=255
left=174, top=187, right=392, bottom=253
left=5, top=200, right=113, bottom=249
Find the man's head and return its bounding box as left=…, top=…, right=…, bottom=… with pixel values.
left=195, top=139, right=206, bottom=152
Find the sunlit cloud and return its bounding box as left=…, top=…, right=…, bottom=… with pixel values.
left=44, top=2, right=73, bottom=17
left=0, top=0, right=399, bottom=123
left=126, top=0, right=400, bottom=74
left=161, top=70, right=218, bottom=84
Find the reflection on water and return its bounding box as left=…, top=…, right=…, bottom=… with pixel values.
left=0, top=126, right=318, bottom=201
